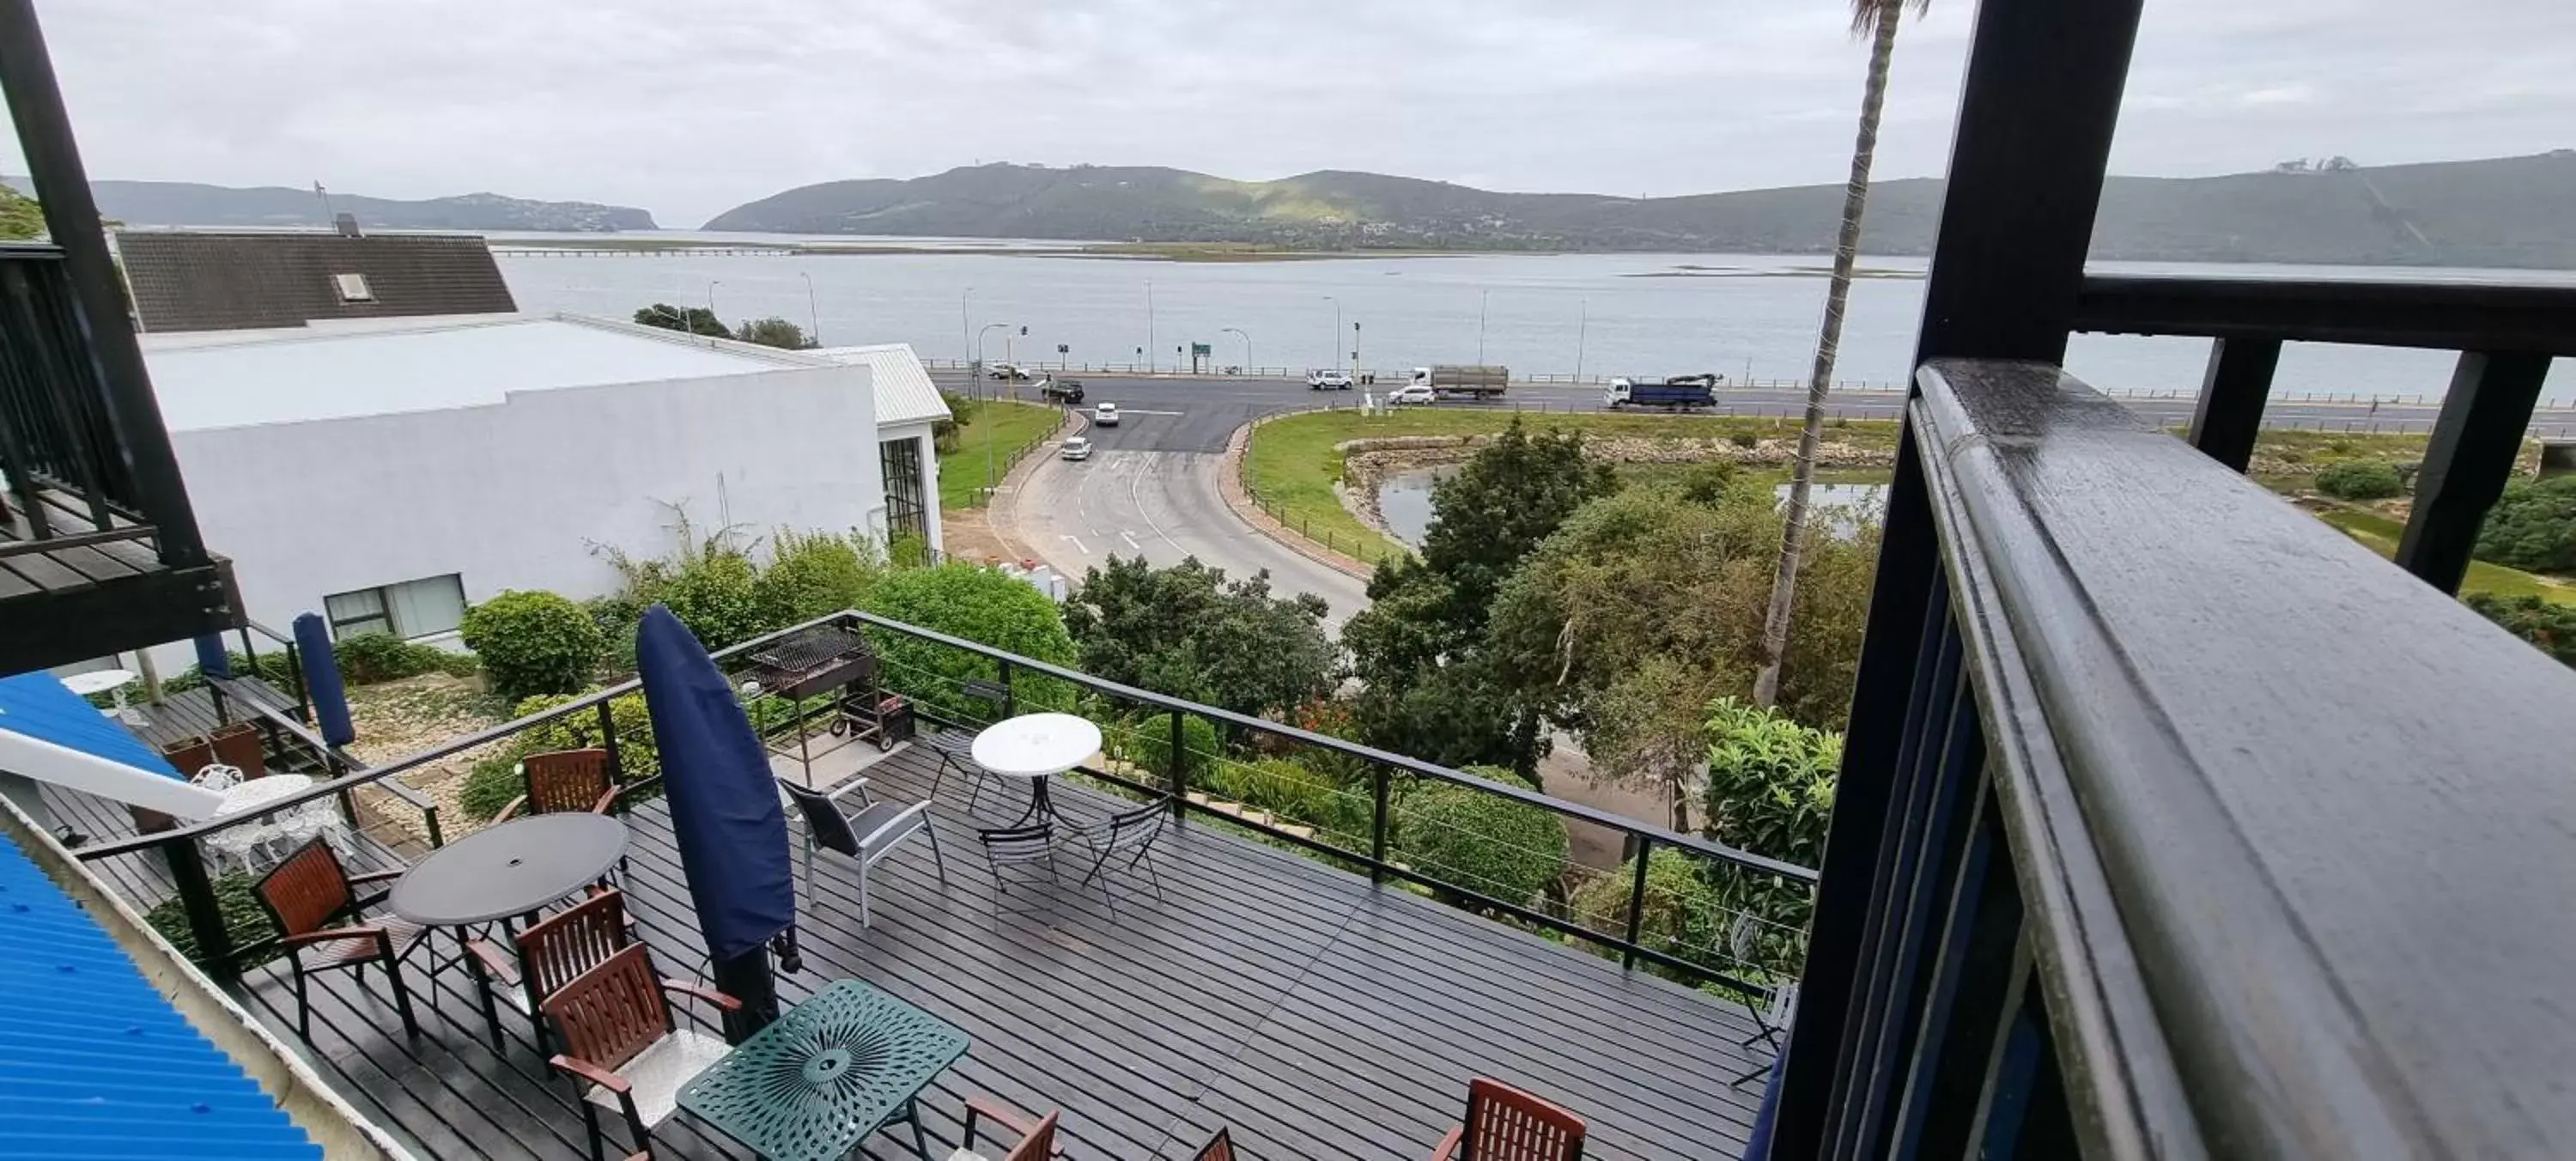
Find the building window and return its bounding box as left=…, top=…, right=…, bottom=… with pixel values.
left=879, top=437, right=927, bottom=545
left=331, top=272, right=374, bottom=302
left=325, top=574, right=465, bottom=641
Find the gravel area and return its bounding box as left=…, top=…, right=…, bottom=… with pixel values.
left=341, top=674, right=513, bottom=846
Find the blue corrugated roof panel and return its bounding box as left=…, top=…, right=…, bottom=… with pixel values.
left=0, top=672, right=182, bottom=778
left=0, top=830, right=320, bottom=1159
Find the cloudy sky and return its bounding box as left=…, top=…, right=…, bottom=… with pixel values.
left=6, top=0, right=2570, bottom=227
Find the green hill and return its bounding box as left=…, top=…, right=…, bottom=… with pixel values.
left=706, top=153, right=2576, bottom=267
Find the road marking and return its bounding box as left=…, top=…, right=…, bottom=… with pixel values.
left=1105, top=409, right=1187, bottom=416
left=1061, top=534, right=1090, bottom=556
left=1121, top=531, right=1142, bottom=550
left=1128, top=456, right=1185, bottom=553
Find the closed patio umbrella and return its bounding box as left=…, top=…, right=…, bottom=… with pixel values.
left=292, top=612, right=355, bottom=747
left=635, top=604, right=796, bottom=1040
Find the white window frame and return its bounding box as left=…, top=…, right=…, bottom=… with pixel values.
left=324, top=574, right=465, bottom=641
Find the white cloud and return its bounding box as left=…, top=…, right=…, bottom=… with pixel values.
left=0, top=0, right=2566, bottom=226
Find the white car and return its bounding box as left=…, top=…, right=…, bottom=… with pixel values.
left=1059, top=436, right=1093, bottom=461
left=1308, top=368, right=1354, bottom=390
left=1387, top=385, right=1437, bottom=405
left=1092, top=402, right=1121, bottom=426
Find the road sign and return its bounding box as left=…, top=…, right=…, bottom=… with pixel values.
left=1057, top=343, right=1069, bottom=355
left=1190, top=343, right=1212, bottom=356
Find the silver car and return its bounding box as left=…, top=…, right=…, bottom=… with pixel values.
left=1059, top=436, right=1093, bottom=461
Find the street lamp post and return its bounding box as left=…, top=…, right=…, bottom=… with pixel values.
left=976, top=322, right=1014, bottom=498
left=799, top=271, right=821, bottom=346
left=706, top=280, right=721, bottom=330
left=1145, top=280, right=1155, bottom=373
left=1222, top=326, right=1250, bottom=374
left=1477, top=289, right=1490, bottom=364
left=1575, top=298, right=1589, bottom=381
left=1352, top=320, right=1362, bottom=380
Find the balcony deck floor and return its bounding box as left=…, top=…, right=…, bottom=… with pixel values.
left=172, top=743, right=1766, bottom=1160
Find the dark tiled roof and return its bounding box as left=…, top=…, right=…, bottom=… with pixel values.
left=116, top=229, right=517, bottom=332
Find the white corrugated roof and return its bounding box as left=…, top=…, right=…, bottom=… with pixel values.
left=810, top=343, right=952, bottom=426
left=140, top=313, right=855, bottom=431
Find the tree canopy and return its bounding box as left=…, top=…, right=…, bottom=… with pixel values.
left=1060, top=555, right=1334, bottom=720
left=0, top=186, right=43, bottom=240
left=1394, top=771, right=1570, bottom=909
left=2473, top=475, right=2576, bottom=573
left=733, top=316, right=816, bottom=350
left=861, top=562, right=1078, bottom=720
left=633, top=303, right=728, bottom=337
left=1340, top=420, right=1616, bottom=777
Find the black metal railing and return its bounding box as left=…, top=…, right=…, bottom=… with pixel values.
left=75, top=609, right=1818, bottom=994
left=0, top=244, right=147, bottom=539
left=2075, top=274, right=2576, bottom=593
left=1778, top=358, right=2576, bottom=1158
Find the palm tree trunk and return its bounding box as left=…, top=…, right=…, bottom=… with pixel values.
left=1752, top=0, right=1905, bottom=709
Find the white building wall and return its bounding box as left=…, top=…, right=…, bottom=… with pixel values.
left=153, top=364, right=882, bottom=670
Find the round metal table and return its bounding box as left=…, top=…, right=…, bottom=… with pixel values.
left=389, top=813, right=629, bottom=927
left=63, top=667, right=140, bottom=722
left=970, top=713, right=1102, bottom=825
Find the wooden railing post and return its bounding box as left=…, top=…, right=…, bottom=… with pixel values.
left=1370, top=764, right=1393, bottom=882
left=162, top=837, right=236, bottom=982
left=996, top=659, right=1017, bottom=717
left=1166, top=708, right=1188, bottom=812
left=596, top=699, right=625, bottom=789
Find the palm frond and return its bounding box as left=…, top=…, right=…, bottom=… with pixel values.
left=1850, top=0, right=1930, bottom=38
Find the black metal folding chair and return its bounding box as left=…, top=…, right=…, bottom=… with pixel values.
left=976, top=820, right=1059, bottom=921
left=1065, top=800, right=1169, bottom=917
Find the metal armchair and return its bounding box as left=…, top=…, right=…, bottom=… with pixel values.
left=466, top=886, right=635, bottom=1055
left=780, top=778, right=948, bottom=927
left=1429, top=1078, right=1587, bottom=1161
left=541, top=943, right=739, bottom=1161
left=252, top=837, right=425, bottom=1041
left=1063, top=799, right=1169, bottom=917
left=495, top=747, right=619, bottom=823
left=951, top=1095, right=1062, bottom=1161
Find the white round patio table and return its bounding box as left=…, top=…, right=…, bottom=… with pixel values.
left=206, top=773, right=335, bottom=871
left=970, top=713, right=1102, bottom=825
left=63, top=668, right=140, bottom=722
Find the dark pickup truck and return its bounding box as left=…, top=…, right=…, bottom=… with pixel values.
left=1037, top=378, right=1086, bottom=404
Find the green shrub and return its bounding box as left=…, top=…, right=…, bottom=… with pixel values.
left=584, top=593, right=648, bottom=675
left=459, top=690, right=662, bottom=821
left=1570, top=848, right=1722, bottom=982
left=861, top=563, right=1078, bottom=721
left=333, top=632, right=476, bottom=684
left=144, top=871, right=279, bottom=970
left=1728, top=431, right=1760, bottom=449
left=659, top=551, right=767, bottom=649
left=1394, top=775, right=1569, bottom=908
left=2474, top=476, right=2576, bottom=573
left=1115, top=712, right=1219, bottom=789
left=756, top=529, right=887, bottom=629
left=2314, top=460, right=2404, bottom=500
left=2465, top=593, right=2576, bottom=668
left=1703, top=699, right=1838, bottom=972
left=460, top=590, right=604, bottom=702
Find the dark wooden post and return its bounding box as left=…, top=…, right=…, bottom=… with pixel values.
left=596, top=699, right=625, bottom=788
left=1368, top=765, right=1393, bottom=881
left=1620, top=836, right=1653, bottom=970
left=163, top=838, right=237, bottom=982
left=2395, top=351, right=2553, bottom=594
left=1166, top=708, right=1188, bottom=812
left=2188, top=337, right=2281, bottom=472
left=1772, top=0, right=2144, bottom=1155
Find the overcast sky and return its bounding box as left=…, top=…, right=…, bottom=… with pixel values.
left=6, top=0, right=2570, bottom=228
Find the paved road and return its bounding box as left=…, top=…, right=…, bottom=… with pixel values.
left=959, top=368, right=2576, bottom=625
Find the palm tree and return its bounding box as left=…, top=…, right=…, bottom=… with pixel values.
left=1753, top=0, right=1928, bottom=709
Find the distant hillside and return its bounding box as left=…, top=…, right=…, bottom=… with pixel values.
left=706, top=153, right=2576, bottom=267
left=1, top=179, right=656, bottom=232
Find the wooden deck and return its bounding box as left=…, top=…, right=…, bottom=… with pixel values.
left=81, top=742, right=1771, bottom=1161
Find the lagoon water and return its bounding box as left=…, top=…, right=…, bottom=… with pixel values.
left=494, top=234, right=2576, bottom=403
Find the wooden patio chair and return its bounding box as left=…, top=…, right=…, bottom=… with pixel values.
left=465, top=886, right=635, bottom=1055
left=541, top=943, right=738, bottom=1161
left=209, top=720, right=268, bottom=778
left=780, top=779, right=948, bottom=927
left=950, top=1095, right=1061, bottom=1161
left=495, top=747, right=620, bottom=823
left=252, top=837, right=426, bottom=1042
left=1428, top=1078, right=1587, bottom=1161
left=1192, top=1127, right=1238, bottom=1161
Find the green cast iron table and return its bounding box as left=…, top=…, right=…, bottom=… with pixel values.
left=677, top=978, right=969, bottom=1160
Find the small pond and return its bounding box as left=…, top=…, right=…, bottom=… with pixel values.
left=1376, top=466, right=1887, bottom=545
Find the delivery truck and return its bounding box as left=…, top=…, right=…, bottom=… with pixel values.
left=1406, top=364, right=1510, bottom=399
left=1607, top=374, right=1720, bottom=411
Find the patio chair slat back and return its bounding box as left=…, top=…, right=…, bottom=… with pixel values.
left=519, top=888, right=633, bottom=1005
left=210, top=722, right=265, bottom=778
left=1458, top=1079, right=1587, bottom=1161
left=522, top=748, right=614, bottom=816
left=1005, top=1111, right=1060, bottom=1161
left=979, top=822, right=1054, bottom=866
left=1098, top=801, right=1166, bottom=854
left=781, top=781, right=862, bottom=856
left=256, top=840, right=353, bottom=937
left=543, top=944, right=669, bottom=1074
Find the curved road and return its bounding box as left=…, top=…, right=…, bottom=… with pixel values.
left=961, top=369, right=2576, bottom=625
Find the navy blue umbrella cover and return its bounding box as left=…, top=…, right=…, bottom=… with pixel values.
left=293, top=613, right=355, bottom=746
left=635, top=605, right=795, bottom=963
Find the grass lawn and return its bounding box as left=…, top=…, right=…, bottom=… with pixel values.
left=1242, top=408, right=1900, bottom=563
left=2315, top=508, right=2576, bottom=603
left=939, top=400, right=1062, bottom=512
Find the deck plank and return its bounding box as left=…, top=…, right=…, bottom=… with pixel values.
left=67, top=742, right=1766, bottom=1160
